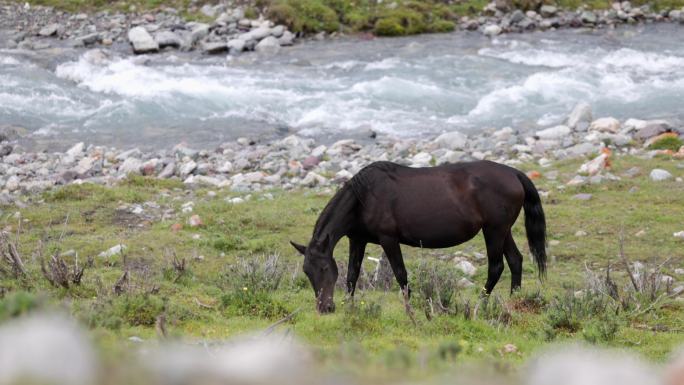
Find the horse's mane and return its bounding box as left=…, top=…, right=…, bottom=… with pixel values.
left=312, top=161, right=399, bottom=239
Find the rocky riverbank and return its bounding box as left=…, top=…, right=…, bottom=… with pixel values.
left=2, top=0, right=684, bottom=57
left=1, top=103, right=683, bottom=206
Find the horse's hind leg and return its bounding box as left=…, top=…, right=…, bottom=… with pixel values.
left=503, top=231, right=523, bottom=293
left=482, top=226, right=506, bottom=295
left=346, top=238, right=367, bottom=297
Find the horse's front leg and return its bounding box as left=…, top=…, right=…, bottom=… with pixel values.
left=346, top=238, right=367, bottom=297
left=380, top=237, right=417, bottom=325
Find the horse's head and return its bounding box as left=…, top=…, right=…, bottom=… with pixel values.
left=290, top=237, right=338, bottom=314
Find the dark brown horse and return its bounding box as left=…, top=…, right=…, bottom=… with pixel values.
left=291, top=160, right=547, bottom=313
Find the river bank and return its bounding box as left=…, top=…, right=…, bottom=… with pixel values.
left=2, top=0, right=684, bottom=57
left=1, top=102, right=683, bottom=205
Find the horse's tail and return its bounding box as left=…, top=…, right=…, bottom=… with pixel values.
left=516, top=171, right=547, bottom=279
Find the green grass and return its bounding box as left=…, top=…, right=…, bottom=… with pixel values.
left=1, top=155, right=683, bottom=380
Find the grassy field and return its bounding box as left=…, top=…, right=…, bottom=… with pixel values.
left=1, top=154, right=684, bottom=380
left=14, top=0, right=684, bottom=37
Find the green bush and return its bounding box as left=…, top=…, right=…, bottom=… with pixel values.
left=268, top=0, right=340, bottom=33
left=244, top=6, right=259, bottom=19
left=411, top=259, right=460, bottom=316
left=374, top=17, right=406, bottom=36
left=0, top=291, right=44, bottom=321
left=342, top=297, right=383, bottom=332
left=113, top=294, right=165, bottom=326
left=582, top=313, right=620, bottom=343
left=649, top=135, right=684, bottom=151
left=221, top=289, right=289, bottom=318
left=383, top=7, right=427, bottom=35
left=428, top=19, right=456, bottom=33
left=345, top=10, right=373, bottom=30
left=543, top=291, right=616, bottom=340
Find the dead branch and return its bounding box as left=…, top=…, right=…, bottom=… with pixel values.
left=156, top=314, right=167, bottom=339
left=402, top=286, right=418, bottom=327
left=261, top=308, right=301, bottom=336
left=113, top=271, right=129, bottom=295
left=618, top=229, right=640, bottom=292
left=1, top=232, right=27, bottom=277
left=194, top=297, right=215, bottom=309
left=41, top=251, right=91, bottom=289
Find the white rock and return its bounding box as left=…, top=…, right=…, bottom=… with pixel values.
left=335, top=169, right=354, bottom=182
left=243, top=171, right=265, bottom=183
left=311, top=145, right=327, bottom=158
left=566, top=102, right=592, bottom=129
left=179, top=160, right=197, bottom=177
left=119, top=157, right=142, bottom=175
left=227, top=38, right=246, bottom=53
left=98, top=244, right=127, bottom=258
left=217, top=161, right=234, bottom=173
left=455, top=260, right=477, bottom=276
left=227, top=197, right=245, bottom=204
left=300, top=172, right=327, bottom=187
left=128, top=26, right=159, bottom=53
left=589, top=117, right=620, bottom=133
left=675, top=268, right=684, bottom=275
left=483, top=24, right=502, bottom=36
left=578, top=153, right=609, bottom=176
left=270, top=25, right=285, bottom=37
left=278, top=30, right=295, bottom=46
left=674, top=231, right=684, bottom=239
left=154, top=31, right=182, bottom=48
left=434, top=131, right=468, bottom=150
left=411, top=152, right=432, bottom=167
left=255, top=36, right=281, bottom=54
left=536, top=125, right=571, bottom=140
left=65, top=142, right=85, bottom=159
left=457, top=277, right=475, bottom=288
left=650, top=169, right=672, bottom=181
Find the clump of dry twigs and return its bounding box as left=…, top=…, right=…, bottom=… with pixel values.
left=0, top=231, right=27, bottom=278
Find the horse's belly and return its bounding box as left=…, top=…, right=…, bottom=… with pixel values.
left=395, top=212, right=481, bottom=248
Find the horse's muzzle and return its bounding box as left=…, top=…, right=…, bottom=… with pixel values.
left=318, top=301, right=336, bottom=314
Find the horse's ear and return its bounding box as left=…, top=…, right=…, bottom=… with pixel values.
left=290, top=241, right=307, bottom=256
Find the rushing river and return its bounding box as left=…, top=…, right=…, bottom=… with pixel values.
left=2, top=23, right=684, bottom=150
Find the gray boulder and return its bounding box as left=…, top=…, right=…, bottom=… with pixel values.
left=483, top=24, right=502, bottom=36
left=536, top=125, right=571, bottom=140
left=255, top=36, right=280, bottom=54
left=566, top=102, right=592, bottom=130
left=634, top=121, right=672, bottom=140
left=650, top=169, right=673, bottom=181
left=227, top=38, right=246, bottom=54
left=38, top=23, right=61, bottom=37
left=434, top=131, right=468, bottom=150
left=202, top=41, right=227, bottom=54
left=581, top=11, right=598, bottom=23
left=154, top=31, right=182, bottom=49
left=278, top=30, right=295, bottom=46
left=76, top=33, right=101, bottom=46
left=190, top=24, right=210, bottom=45
left=540, top=5, right=558, bottom=17
left=128, top=27, right=158, bottom=54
